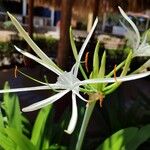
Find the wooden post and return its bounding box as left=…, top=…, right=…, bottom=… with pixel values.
left=87, top=0, right=100, bottom=32
left=93, top=0, right=100, bottom=21
left=25, top=0, right=34, bottom=67
left=57, top=0, right=73, bottom=70
left=55, top=0, right=73, bottom=120
left=28, top=0, right=34, bottom=38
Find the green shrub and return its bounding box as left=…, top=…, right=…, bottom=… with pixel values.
left=0, top=36, right=58, bottom=56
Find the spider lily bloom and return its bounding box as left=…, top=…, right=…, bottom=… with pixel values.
left=118, top=6, right=150, bottom=57
left=0, top=13, right=99, bottom=134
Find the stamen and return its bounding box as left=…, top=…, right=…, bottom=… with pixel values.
left=99, top=94, right=104, bottom=107
left=44, top=75, right=59, bottom=92
left=17, top=68, right=46, bottom=85
left=114, top=64, right=117, bottom=82
left=87, top=93, right=105, bottom=107
left=85, top=52, right=89, bottom=72
left=14, top=66, right=18, bottom=78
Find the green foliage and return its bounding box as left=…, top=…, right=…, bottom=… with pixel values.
left=1, top=82, right=26, bottom=133
left=0, top=82, right=69, bottom=150
left=31, top=104, right=53, bottom=150
left=0, top=41, right=14, bottom=54
left=3, top=21, right=14, bottom=30
left=96, top=125, right=150, bottom=150
left=0, top=36, right=58, bottom=56
left=4, top=128, right=36, bottom=150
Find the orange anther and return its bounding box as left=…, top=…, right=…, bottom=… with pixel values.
left=85, top=52, right=89, bottom=72
left=99, top=94, right=104, bottom=107
left=14, top=66, right=18, bottom=78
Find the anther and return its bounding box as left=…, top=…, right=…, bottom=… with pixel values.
left=14, top=66, right=18, bottom=78
left=99, top=94, right=104, bottom=107
left=85, top=52, right=89, bottom=72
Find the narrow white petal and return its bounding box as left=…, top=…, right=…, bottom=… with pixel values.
left=65, top=93, right=78, bottom=134
left=135, top=46, right=150, bottom=56
left=22, top=89, right=69, bottom=112
left=8, top=13, right=60, bottom=70
left=118, top=6, right=140, bottom=50
left=0, top=85, right=60, bottom=93
left=132, top=59, right=150, bottom=73
left=140, top=32, right=148, bottom=48
left=74, top=18, right=98, bottom=76
left=73, top=90, right=88, bottom=102
left=76, top=71, right=150, bottom=86
left=120, top=21, right=137, bottom=50
left=15, top=46, right=62, bottom=76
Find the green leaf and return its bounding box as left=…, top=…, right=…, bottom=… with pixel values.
left=0, top=109, right=4, bottom=128
left=0, top=128, right=16, bottom=150
left=96, top=127, right=138, bottom=150
left=125, top=124, right=150, bottom=150
left=31, top=104, right=53, bottom=149
left=5, top=127, right=36, bottom=150
left=7, top=12, right=60, bottom=71
left=47, top=144, right=67, bottom=150
left=2, top=82, right=23, bottom=133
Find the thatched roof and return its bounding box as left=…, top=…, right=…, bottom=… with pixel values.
left=3, top=0, right=150, bottom=12
left=34, top=0, right=150, bottom=13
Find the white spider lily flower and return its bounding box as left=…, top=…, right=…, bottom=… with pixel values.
left=118, top=6, right=150, bottom=57
left=1, top=14, right=98, bottom=134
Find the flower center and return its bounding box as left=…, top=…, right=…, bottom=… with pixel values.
left=56, top=71, right=80, bottom=90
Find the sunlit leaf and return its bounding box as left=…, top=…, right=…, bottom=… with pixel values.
left=96, top=127, right=138, bottom=150
left=31, top=104, right=53, bottom=149
left=5, top=128, right=36, bottom=150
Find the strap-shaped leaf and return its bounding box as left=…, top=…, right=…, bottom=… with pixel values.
left=31, top=104, right=53, bottom=149
left=0, top=128, right=16, bottom=150
left=0, top=109, right=4, bottom=128
left=96, top=127, right=138, bottom=150
left=5, top=128, right=36, bottom=150
left=2, top=82, right=23, bottom=133
left=125, top=124, right=150, bottom=150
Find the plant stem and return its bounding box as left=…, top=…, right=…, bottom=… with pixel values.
left=75, top=99, right=96, bottom=150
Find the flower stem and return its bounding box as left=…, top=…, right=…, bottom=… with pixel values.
left=75, top=100, right=96, bottom=150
